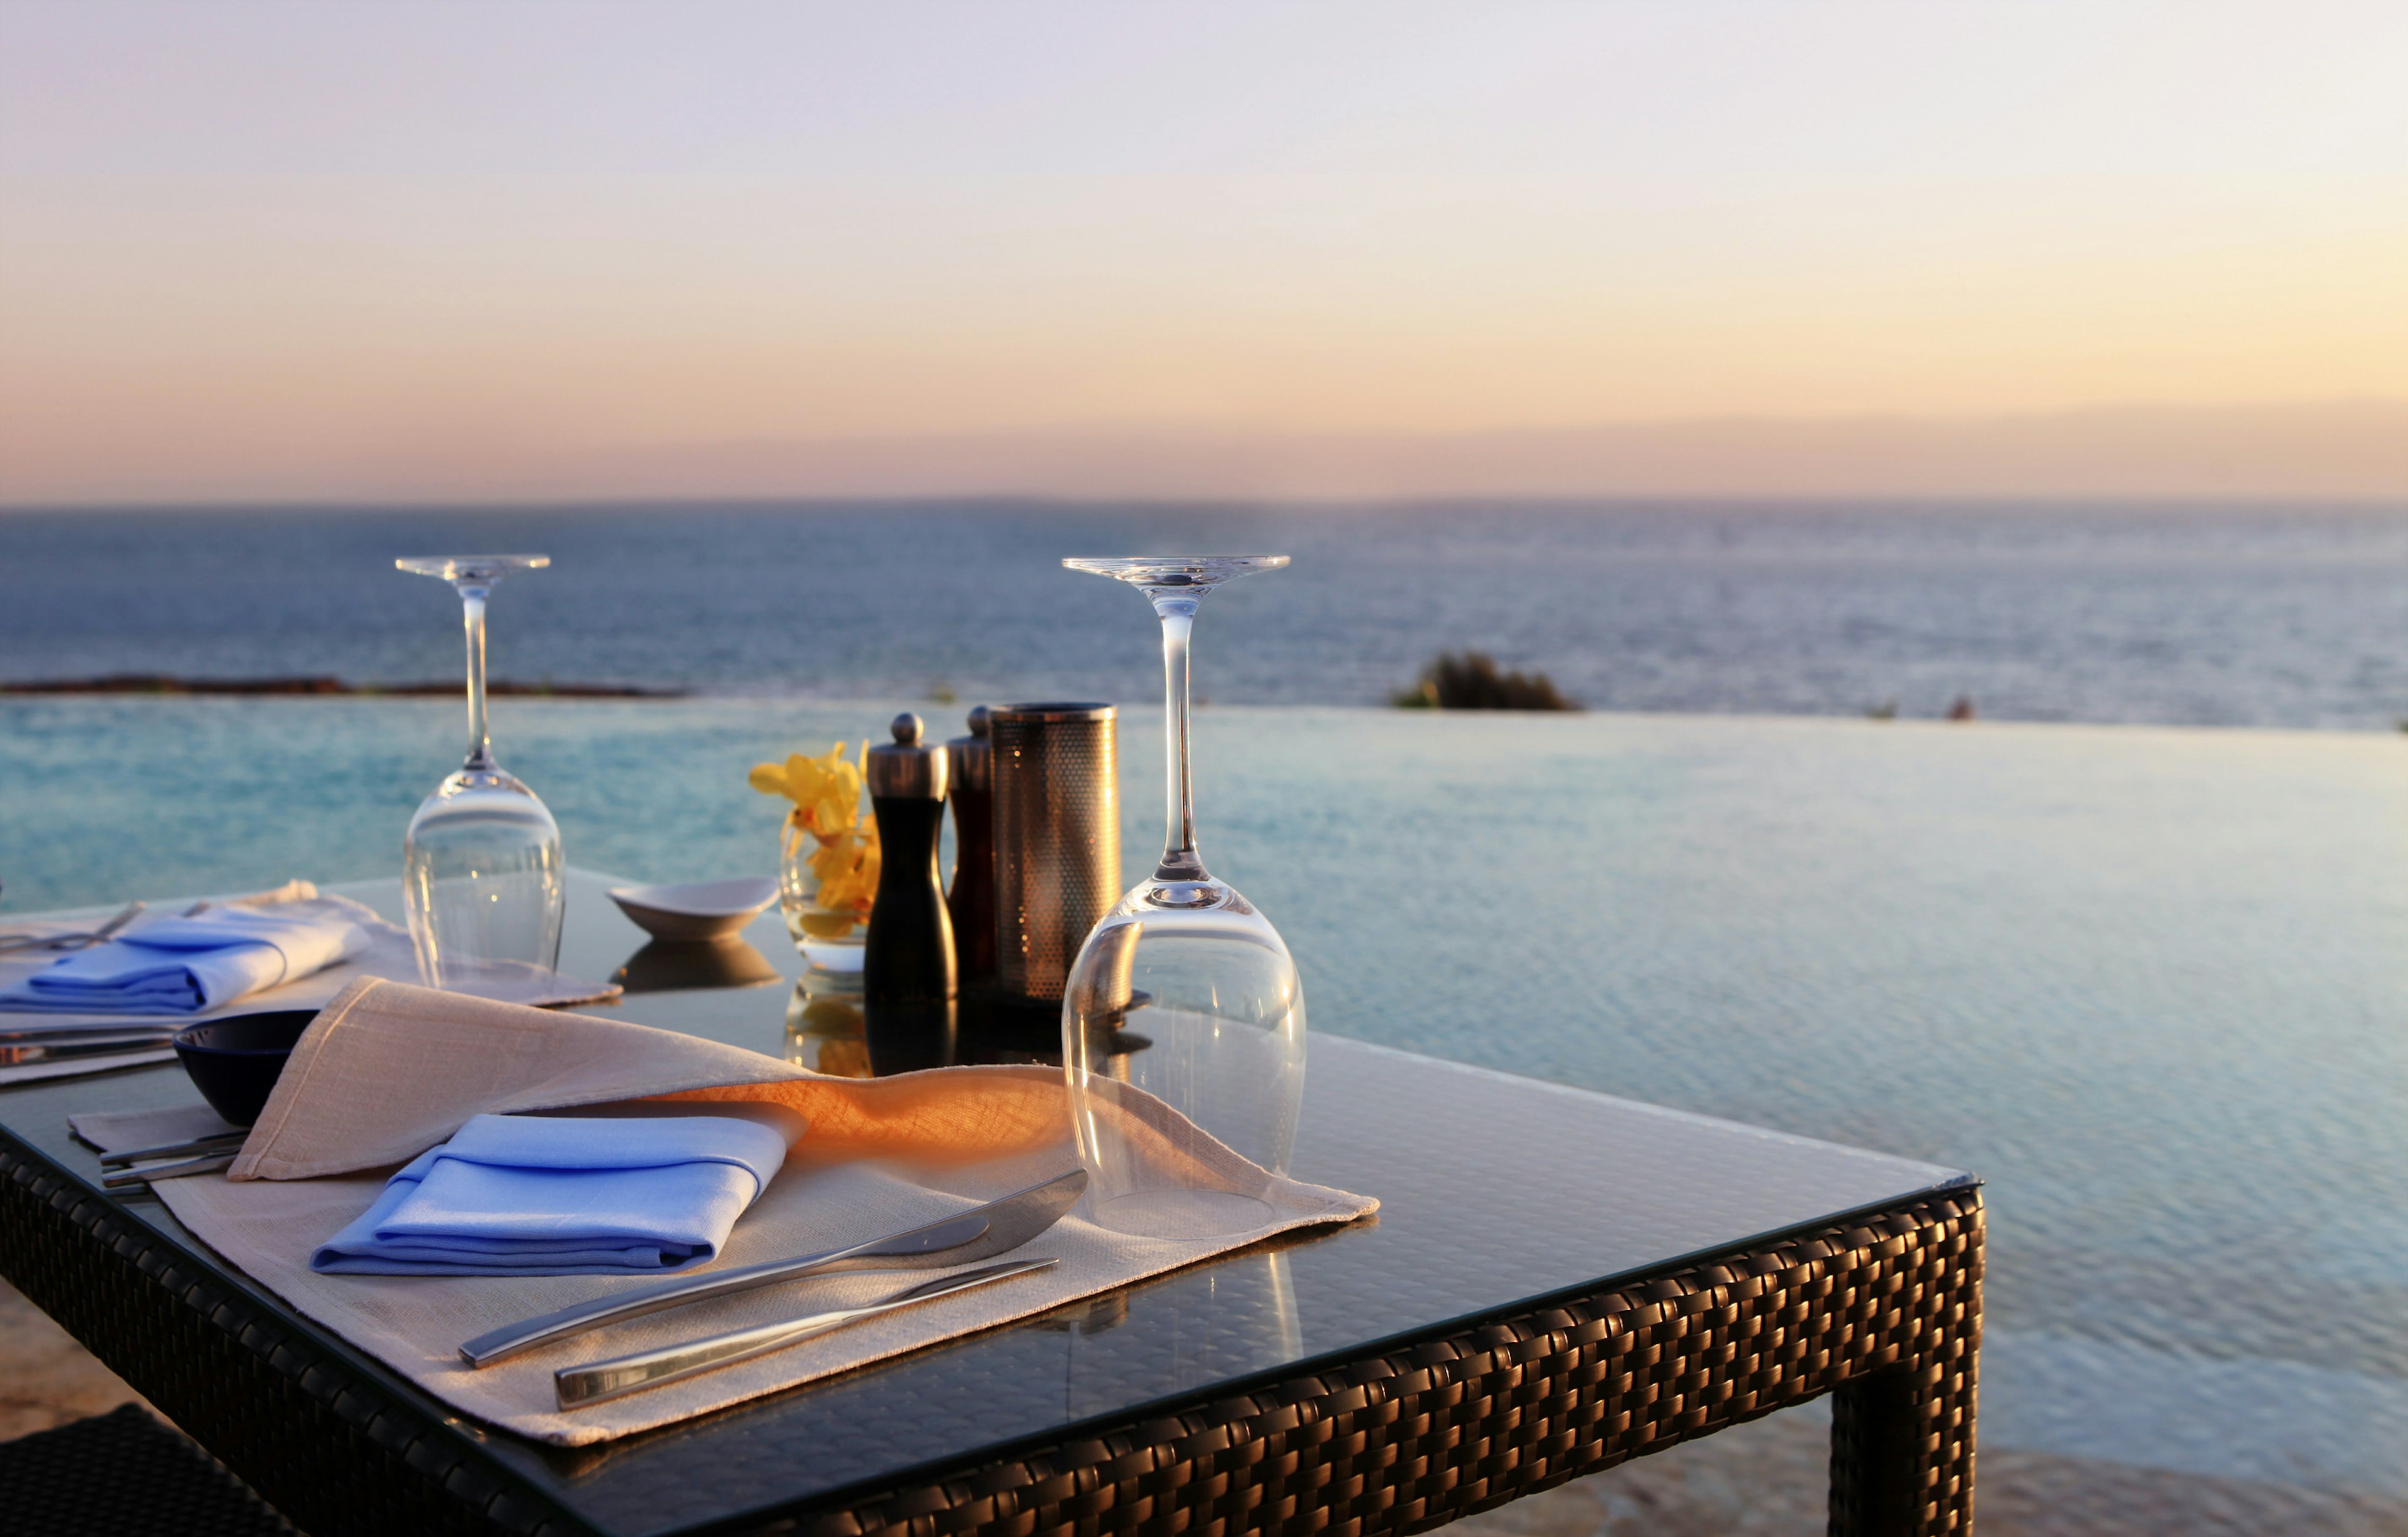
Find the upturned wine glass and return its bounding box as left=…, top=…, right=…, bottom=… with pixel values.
left=396, top=556, right=564, bottom=988
left=1059, top=556, right=1305, bottom=1238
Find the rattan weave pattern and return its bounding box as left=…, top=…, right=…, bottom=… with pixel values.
left=793, top=1192, right=1981, bottom=1537
left=3, top=1119, right=1977, bottom=1537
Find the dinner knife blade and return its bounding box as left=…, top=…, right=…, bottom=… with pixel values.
left=100, top=1151, right=236, bottom=1189
left=554, top=1257, right=1057, bottom=1408
left=0, top=1027, right=177, bottom=1048
left=460, top=1166, right=1087, bottom=1368
left=100, top=1129, right=249, bottom=1168
left=0, top=1037, right=179, bottom=1065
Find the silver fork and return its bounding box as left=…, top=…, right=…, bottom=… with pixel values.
left=0, top=901, right=145, bottom=954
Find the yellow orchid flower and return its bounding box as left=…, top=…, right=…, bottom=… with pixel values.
left=808, top=824, right=881, bottom=916
left=798, top=744, right=865, bottom=838
left=751, top=742, right=868, bottom=838
left=753, top=737, right=881, bottom=924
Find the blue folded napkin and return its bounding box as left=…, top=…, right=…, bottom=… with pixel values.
left=0, top=899, right=372, bottom=1015
left=312, top=1114, right=790, bottom=1276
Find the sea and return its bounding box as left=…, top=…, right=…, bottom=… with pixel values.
left=4, top=501, right=2407, bottom=1526
left=4, top=500, right=2408, bottom=726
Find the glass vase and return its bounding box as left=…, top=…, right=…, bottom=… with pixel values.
left=780, top=816, right=868, bottom=974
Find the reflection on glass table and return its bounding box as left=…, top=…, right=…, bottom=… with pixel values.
left=1052, top=1249, right=1301, bottom=1424
left=782, top=971, right=1168, bottom=1089
left=784, top=972, right=870, bottom=1079
left=611, top=938, right=782, bottom=995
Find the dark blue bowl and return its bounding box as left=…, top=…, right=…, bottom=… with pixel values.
left=171, top=1010, right=315, bottom=1128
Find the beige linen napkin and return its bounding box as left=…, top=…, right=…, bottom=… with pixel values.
left=85, top=977, right=1373, bottom=1445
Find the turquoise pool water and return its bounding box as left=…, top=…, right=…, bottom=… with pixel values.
left=3, top=696, right=2404, bottom=1506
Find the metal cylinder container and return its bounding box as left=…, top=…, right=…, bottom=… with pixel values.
left=989, top=702, right=1121, bottom=1003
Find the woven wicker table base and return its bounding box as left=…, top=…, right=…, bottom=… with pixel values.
left=2, top=1125, right=1978, bottom=1537
left=798, top=1192, right=1981, bottom=1537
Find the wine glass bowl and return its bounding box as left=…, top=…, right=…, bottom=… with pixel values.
left=1066, top=887, right=1306, bottom=1237
left=1059, top=555, right=1304, bottom=1239
left=397, top=554, right=564, bottom=990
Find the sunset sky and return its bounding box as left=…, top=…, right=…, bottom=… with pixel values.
left=3, top=1, right=2405, bottom=503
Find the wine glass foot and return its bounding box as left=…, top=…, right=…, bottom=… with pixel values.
left=1089, top=1188, right=1277, bottom=1239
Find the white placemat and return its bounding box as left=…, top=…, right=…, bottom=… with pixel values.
left=70, top=979, right=1374, bottom=1445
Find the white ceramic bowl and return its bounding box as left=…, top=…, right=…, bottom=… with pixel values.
left=606, top=878, right=781, bottom=943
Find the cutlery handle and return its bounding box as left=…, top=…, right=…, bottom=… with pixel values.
left=101, top=1152, right=235, bottom=1189
left=460, top=1242, right=862, bottom=1367
left=553, top=1257, right=1056, bottom=1408
left=554, top=1303, right=870, bottom=1407
left=99, top=1130, right=248, bottom=1168
left=462, top=1169, right=1079, bottom=1368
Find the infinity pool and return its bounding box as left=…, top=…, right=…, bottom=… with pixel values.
left=4, top=697, right=2404, bottom=1521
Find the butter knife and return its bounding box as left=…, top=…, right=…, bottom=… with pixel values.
left=461, top=1167, right=1087, bottom=1368
left=556, top=1257, right=1057, bottom=1408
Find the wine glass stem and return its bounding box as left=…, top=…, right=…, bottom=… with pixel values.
left=458, top=584, right=495, bottom=771
left=1154, top=596, right=1207, bottom=884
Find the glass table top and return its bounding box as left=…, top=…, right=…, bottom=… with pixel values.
left=0, top=872, right=1967, bottom=1537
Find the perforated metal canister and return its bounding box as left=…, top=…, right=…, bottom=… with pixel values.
left=990, top=702, right=1121, bottom=1003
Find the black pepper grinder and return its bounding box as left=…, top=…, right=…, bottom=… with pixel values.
left=864, top=713, right=955, bottom=1069
left=945, top=706, right=998, bottom=993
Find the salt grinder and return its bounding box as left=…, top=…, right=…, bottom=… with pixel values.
left=945, top=706, right=998, bottom=991
left=864, top=713, right=956, bottom=1033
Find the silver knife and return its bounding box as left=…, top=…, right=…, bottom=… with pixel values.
left=100, top=1129, right=248, bottom=1168
left=101, top=1151, right=236, bottom=1189
left=0, top=1025, right=178, bottom=1047
left=0, top=1038, right=179, bottom=1065
left=556, top=1257, right=1057, bottom=1408
left=460, top=1167, right=1087, bottom=1368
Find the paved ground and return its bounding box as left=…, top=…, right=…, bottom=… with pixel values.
left=0, top=1275, right=150, bottom=1441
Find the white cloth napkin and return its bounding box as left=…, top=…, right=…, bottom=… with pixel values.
left=312, top=1113, right=790, bottom=1276
left=0, top=897, right=374, bottom=1013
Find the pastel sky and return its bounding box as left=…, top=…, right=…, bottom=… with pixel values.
left=3, top=1, right=2405, bottom=503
